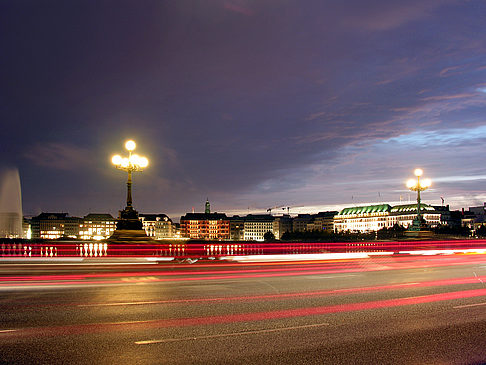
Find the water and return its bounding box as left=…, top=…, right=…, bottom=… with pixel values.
left=0, top=169, right=23, bottom=238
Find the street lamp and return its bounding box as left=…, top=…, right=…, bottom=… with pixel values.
left=111, top=140, right=149, bottom=212
left=406, top=168, right=432, bottom=230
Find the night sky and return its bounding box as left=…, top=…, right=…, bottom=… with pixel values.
left=1, top=0, right=486, bottom=219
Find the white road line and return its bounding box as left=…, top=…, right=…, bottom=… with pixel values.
left=79, top=300, right=163, bottom=307
left=135, top=322, right=330, bottom=345
left=453, top=302, right=486, bottom=309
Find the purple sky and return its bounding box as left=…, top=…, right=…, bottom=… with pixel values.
left=1, top=0, right=486, bottom=219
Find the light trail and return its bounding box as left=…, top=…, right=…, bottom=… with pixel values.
left=77, top=275, right=486, bottom=308
left=3, top=288, right=486, bottom=339
left=1, top=254, right=486, bottom=289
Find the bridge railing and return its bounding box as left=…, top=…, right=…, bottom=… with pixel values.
left=1, top=239, right=486, bottom=258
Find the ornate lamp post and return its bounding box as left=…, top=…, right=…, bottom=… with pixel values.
left=406, top=168, right=431, bottom=231
left=111, top=140, right=149, bottom=230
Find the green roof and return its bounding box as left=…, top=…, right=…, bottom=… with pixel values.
left=337, top=204, right=391, bottom=216
left=390, top=204, right=434, bottom=213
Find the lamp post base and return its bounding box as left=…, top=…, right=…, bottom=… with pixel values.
left=405, top=218, right=434, bottom=239
left=107, top=206, right=156, bottom=244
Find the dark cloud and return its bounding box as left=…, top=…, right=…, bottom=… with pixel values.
left=1, top=0, right=486, bottom=217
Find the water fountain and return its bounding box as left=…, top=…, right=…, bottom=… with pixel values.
left=0, top=168, right=23, bottom=238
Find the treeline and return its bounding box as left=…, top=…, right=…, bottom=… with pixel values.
left=277, top=223, right=483, bottom=242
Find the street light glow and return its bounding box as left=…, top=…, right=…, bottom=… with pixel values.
left=121, top=158, right=129, bottom=168
left=125, top=140, right=136, bottom=151
left=112, top=140, right=149, bottom=211
left=421, top=178, right=432, bottom=188
left=406, top=168, right=431, bottom=231
left=406, top=179, right=416, bottom=189
left=111, top=155, right=122, bottom=165
left=139, top=156, right=149, bottom=168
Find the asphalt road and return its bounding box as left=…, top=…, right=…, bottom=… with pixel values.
left=1, top=254, right=486, bottom=364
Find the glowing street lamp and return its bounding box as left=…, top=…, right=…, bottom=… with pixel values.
left=406, top=168, right=432, bottom=230
left=111, top=140, right=149, bottom=210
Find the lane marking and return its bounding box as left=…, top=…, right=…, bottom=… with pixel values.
left=453, top=302, right=486, bottom=309
left=135, top=322, right=330, bottom=345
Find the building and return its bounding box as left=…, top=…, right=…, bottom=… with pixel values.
left=180, top=200, right=230, bottom=240
left=292, top=214, right=314, bottom=232
left=388, top=204, right=441, bottom=228
left=334, top=204, right=444, bottom=233
left=272, top=215, right=293, bottom=239
left=243, top=214, right=275, bottom=241
left=31, top=213, right=82, bottom=239
left=312, top=211, right=338, bottom=232
left=229, top=216, right=245, bottom=241
left=139, top=214, right=173, bottom=239
left=462, top=203, right=486, bottom=233
left=304, top=211, right=338, bottom=232
left=334, top=204, right=391, bottom=233
left=79, top=213, right=116, bottom=240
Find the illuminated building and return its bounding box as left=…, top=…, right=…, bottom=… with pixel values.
left=388, top=204, right=441, bottom=228
left=180, top=200, right=230, bottom=240
left=334, top=204, right=443, bottom=233
left=139, top=214, right=173, bottom=239
left=334, top=204, right=391, bottom=233
left=462, top=203, right=486, bottom=233
left=272, top=215, right=293, bottom=239
left=79, top=213, right=116, bottom=240
left=243, top=215, right=275, bottom=241
left=31, top=213, right=82, bottom=239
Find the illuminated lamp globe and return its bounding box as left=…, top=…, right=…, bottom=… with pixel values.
left=406, top=179, right=416, bottom=189
left=111, top=155, right=122, bottom=165
left=125, top=140, right=136, bottom=151
left=414, top=168, right=423, bottom=177
left=421, top=178, right=432, bottom=188
left=139, top=157, right=149, bottom=168
left=129, top=154, right=140, bottom=165
left=121, top=158, right=130, bottom=168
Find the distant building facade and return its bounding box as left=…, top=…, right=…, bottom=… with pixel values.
left=31, top=213, right=82, bottom=239
left=180, top=200, right=230, bottom=240
left=272, top=215, right=293, bottom=239
left=79, top=213, right=116, bottom=240
left=334, top=204, right=444, bottom=233
left=229, top=216, right=245, bottom=241
left=243, top=215, right=275, bottom=241
left=139, top=214, right=173, bottom=239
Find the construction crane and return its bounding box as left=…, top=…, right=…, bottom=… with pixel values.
left=267, top=205, right=304, bottom=216
left=267, top=205, right=285, bottom=215
left=283, top=205, right=304, bottom=215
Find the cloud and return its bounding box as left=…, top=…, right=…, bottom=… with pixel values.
left=224, top=1, right=254, bottom=16
left=342, top=0, right=456, bottom=31
left=439, top=65, right=462, bottom=77
left=24, top=143, right=92, bottom=171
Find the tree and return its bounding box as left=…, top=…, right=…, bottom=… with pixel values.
left=264, top=231, right=275, bottom=242
left=476, top=225, right=486, bottom=237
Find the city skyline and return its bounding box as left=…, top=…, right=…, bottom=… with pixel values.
left=1, top=1, right=486, bottom=218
